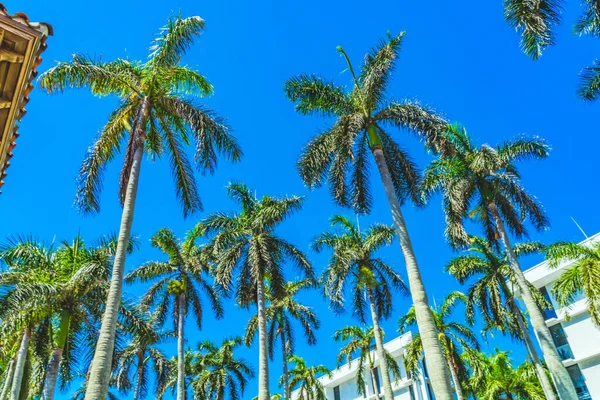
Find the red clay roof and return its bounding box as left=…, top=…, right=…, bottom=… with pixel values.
left=0, top=3, right=52, bottom=192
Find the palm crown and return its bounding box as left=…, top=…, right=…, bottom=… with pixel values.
left=39, top=16, right=242, bottom=216
left=284, top=32, right=447, bottom=213
left=286, top=355, right=330, bottom=400
left=422, top=123, right=549, bottom=249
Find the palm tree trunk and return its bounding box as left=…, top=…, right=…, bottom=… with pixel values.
left=1, top=358, right=15, bottom=400
left=371, top=146, right=454, bottom=400
left=177, top=293, right=186, bottom=400
left=366, top=288, right=394, bottom=400
left=43, top=311, right=71, bottom=400
left=448, top=357, right=464, bottom=400
left=11, top=328, right=30, bottom=400
left=489, top=202, right=578, bottom=400
left=281, top=330, right=289, bottom=400
left=84, top=98, right=150, bottom=400
left=256, top=277, right=270, bottom=400
left=133, top=351, right=144, bottom=400
left=507, top=296, right=558, bottom=400
left=370, top=367, right=381, bottom=399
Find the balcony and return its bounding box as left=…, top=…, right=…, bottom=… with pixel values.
left=557, top=343, right=575, bottom=360
left=576, top=387, right=592, bottom=400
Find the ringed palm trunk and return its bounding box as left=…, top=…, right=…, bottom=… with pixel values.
left=1, top=358, right=15, bottom=400
left=256, top=276, right=270, bottom=400
left=281, top=329, right=289, bottom=400
left=447, top=355, right=464, bottom=400
left=366, top=288, right=394, bottom=400
left=177, top=293, right=186, bottom=400
left=507, top=296, right=558, bottom=400
left=133, top=351, right=145, bottom=400
left=370, top=367, right=381, bottom=399
left=489, top=202, right=578, bottom=400
left=84, top=98, right=150, bottom=400
left=43, top=311, right=71, bottom=400
left=370, top=137, right=454, bottom=400
left=11, top=328, right=30, bottom=400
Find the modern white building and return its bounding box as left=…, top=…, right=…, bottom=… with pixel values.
left=290, top=331, right=435, bottom=400
left=523, top=232, right=600, bottom=400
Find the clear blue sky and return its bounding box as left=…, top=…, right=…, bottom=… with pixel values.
left=4, top=0, right=600, bottom=398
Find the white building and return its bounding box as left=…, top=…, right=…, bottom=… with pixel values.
left=523, top=232, right=600, bottom=400
left=291, top=332, right=435, bottom=400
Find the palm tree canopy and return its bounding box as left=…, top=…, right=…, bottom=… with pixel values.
left=39, top=16, right=242, bottom=216
left=333, top=325, right=401, bottom=396
left=422, top=123, right=549, bottom=249
left=200, top=182, right=315, bottom=306
left=286, top=355, right=330, bottom=400
left=125, top=227, right=223, bottom=331
left=244, top=279, right=320, bottom=359
left=314, top=215, right=407, bottom=323
left=191, top=337, right=254, bottom=400
left=446, top=236, right=548, bottom=337
left=544, top=240, right=600, bottom=326
left=464, top=348, right=545, bottom=400
left=284, top=32, right=447, bottom=214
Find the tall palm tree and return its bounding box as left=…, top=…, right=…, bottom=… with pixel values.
left=333, top=325, right=401, bottom=399
left=191, top=337, right=254, bottom=400
left=244, top=279, right=320, bottom=400
left=200, top=183, right=314, bottom=400
left=504, top=0, right=600, bottom=59
left=286, top=355, right=329, bottom=400
left=544, top=240, right=600, bottom=326
left=113, top=319, right=170, bottom=400
left=447, top=236, right=557, bottom=399
left=314, top=215, right=407, bottom=400
left=126, top=227, right=223, bottom=400
left=399, top=292, right=479, bottom=400
left=421, top=123, right=577, bottom=399
left=39, top=16, right=242, bottom=399
left=464, top=348, right=545, bottom=400
left=284, top=32, right=455, bottom=400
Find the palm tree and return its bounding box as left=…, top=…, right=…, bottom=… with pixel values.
left=244, top=279, right=320, bottom=400
left=200, top=183, right=314, bottom=400
left=504, top=0, right=600, bottom=59
left=421, top=123, right=577, bottom=398
left=190, top=337, right=254, bottom=400
left=314, top=215, right=406, bottom=400
left=39, top=16, right=242, bottom=399
left=286, top=355, right=330, bottom=400
left=464, top=348, right=545, bottom=400
left=447, top=236, right=557, bottom=399
left=284, top=32, right=455, bottom=400
left=113, top=319, right=170, bottom=400
left=399, top=292, right=478, bottom=400
left=544, top=240, right=600, bottom=326
left=333, top=325, right=401, bottom=399
left=126, top=227, right=223, bottom=400
left=157, top=351, right=195, bottom=399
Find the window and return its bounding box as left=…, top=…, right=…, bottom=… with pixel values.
left=539, top=286, right=558, bottom=320
left=333, top=385, right=340, bottom=400
left=409, top=385, right=416, bottom=400
left=567, top=365, right=591, bottom=400
left=549, top=324, right=574, bottom=360
left=373, top=367, right=382, bottom=394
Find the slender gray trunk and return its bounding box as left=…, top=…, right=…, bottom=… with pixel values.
left=133, top=351, right=144, bottom=400
left=1, top=358, right=15, bottom=400
left=177, top=293, right=186, bottom=400
left=370, top=367, right=380, bottom=399
left=281, top=330, right=289, bottom=400
left=489, top=202, right=578, bottom=400
left=507, top=296, right=558, bottom=400
left=367, top=289, right=394, bottom=400
left=372, top=147, right=454, bottom=400
left=447, top=357, right=464, bottom=400
left=84, top=98, right=150, bottom=400
left=257, top=277, right=270, bottom=400
left=42, top=347, right=64, bottom=400
left=11, top=329, right=30, bottom=400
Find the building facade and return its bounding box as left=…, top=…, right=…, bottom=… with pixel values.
left=523, top=232, right=600, bottom=400
left=0, top=3, right=51, bottom=193
left=291, top=332, right=435, bottom=400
